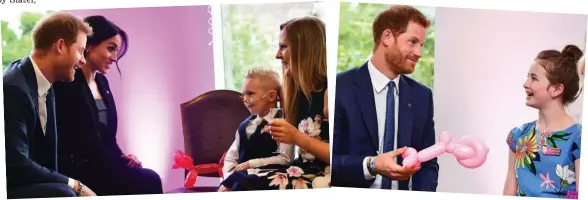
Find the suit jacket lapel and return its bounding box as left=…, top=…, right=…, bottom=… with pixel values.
left=21, top=57, right=39, bottom=113
left=77, top=69, right=100, bottom=126
left=396, top=76, right=414, bottom=190
left=397, top=75, right=413, bottom=149
left=96, top=74, right=117, bottom=135
left=354, top=63, right=379, bottom=150
left=20, top=57, right=45, bottom=139
left=76, top=69, right=102, bottom=141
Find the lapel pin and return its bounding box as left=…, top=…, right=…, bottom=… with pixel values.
left=408, top=103, right=412, bottom=108
left=106, top=90, right=110, bottom=94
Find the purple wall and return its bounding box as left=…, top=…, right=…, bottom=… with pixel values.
left=67, top=5, right=214, bottom=192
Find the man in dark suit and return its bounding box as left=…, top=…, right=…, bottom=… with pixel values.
left=3, top=11, right=96, bottom=198
left=332, top=5, right=439, bottom=191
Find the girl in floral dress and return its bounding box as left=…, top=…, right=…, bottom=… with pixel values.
left=221, top=16, right=330, bottom=191
left=504, top=45, right=583, bottom=198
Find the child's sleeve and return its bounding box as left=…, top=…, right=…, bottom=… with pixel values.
left=506, top=126, right=521, bottom=153
left=248, top=143, right=294, bottom=168
left=570, top=129, right=582, bottom=161
left=222, top=131, right=240, bottom=178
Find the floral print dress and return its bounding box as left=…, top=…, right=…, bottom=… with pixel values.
left=225, top=87, right=330, bottom=190
left=506, top=121, right=581, bottom=198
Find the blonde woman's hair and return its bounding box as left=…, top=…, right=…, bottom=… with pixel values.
left=280, top=16, right=328, bottom=125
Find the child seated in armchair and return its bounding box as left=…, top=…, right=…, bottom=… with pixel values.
left=218, top=67, right=294, bottom=192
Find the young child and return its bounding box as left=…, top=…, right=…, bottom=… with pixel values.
left=219, top=67, right=294, bottom=192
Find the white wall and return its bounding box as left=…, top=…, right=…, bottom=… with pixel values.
left=433, top=7, right=587, bottom=195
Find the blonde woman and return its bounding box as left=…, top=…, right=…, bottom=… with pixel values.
left=269, top=16, right=330, bottom=188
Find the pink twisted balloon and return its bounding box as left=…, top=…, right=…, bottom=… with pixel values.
left=401, top=131, right=489, bottom=169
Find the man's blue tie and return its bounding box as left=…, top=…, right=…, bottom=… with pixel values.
left=381, top=81, right=396, bottom=189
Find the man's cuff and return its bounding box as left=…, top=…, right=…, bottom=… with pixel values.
left=68, top=178, right=76, bottom=189
left=362, top=157, right=376, bottom=180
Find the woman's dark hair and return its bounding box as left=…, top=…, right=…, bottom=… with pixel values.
left=83, top=15, right=128, bottom=79
left=535, top=44, right=584, bottom=105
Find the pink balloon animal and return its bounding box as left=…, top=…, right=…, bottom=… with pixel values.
left=401, top=131, right=489, bottom=169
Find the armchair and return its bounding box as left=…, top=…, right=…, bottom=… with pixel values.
left=168, top=90, right=249, bottom=193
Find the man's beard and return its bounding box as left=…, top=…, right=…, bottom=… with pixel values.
left=57, top=61, right=75, bottom=82
left=384, top=46, right=414, bottom=75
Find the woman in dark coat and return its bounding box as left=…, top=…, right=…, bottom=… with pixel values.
left=53, top=15, right=163, bottom=195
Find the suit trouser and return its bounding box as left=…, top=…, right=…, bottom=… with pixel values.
left=77, top=165, right=163, bottom=195
left=8, top=183, right=77, bottom=199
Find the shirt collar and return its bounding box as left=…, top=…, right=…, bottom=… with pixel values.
left=30, top=56, right=51, bottom=97
left=367, top=57, right=400, bottom=94
left=262, top=108, right=280, bottom=121
left=253, top=108, right=280, bottom=124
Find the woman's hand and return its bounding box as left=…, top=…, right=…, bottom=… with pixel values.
left=268, top=119, right=303, bottom=145
left=270, top=117, right=331, bottom=164
left=122, top=154, right=142, bottom=168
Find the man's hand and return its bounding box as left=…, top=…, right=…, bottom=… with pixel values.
left=74, top=181, right=97, bottom=196
left=374, top=147, right=421, bottom=181
left=81, top=185, right=97, bottom=196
